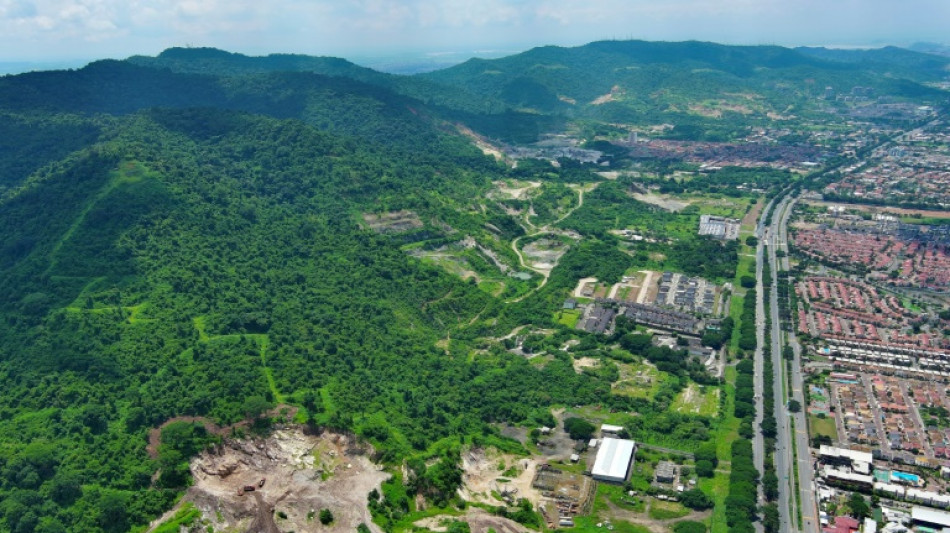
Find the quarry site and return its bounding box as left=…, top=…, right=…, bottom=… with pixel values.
left=148, top=428, right=388, bottom=533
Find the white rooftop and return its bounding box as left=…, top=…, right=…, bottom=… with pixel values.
left=592, top=438, right=635, bottom=482
left=822, top=466, right=873, bottom=485
left=912, top=506, right=950, bottom=527
left=819, top=445, right=873, bottom=465
left=601, top=424, right=624, bottom=434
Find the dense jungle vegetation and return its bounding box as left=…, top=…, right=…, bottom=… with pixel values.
left=0, top=40, right=946, bottom=533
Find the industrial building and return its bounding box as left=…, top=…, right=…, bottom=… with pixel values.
left=698, top=214, right=740, bottom=240
left=591, top=438, right=636, bottom=483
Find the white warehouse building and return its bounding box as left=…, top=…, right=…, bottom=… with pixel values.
left=592, top=438, right=636, bottom=483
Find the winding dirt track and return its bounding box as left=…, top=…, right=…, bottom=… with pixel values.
left=507, top=185, right=591, bottom=303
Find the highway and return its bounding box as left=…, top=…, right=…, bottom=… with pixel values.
left=749, top=117, right=941, bottom=533
left=752, top=197, right=776, bottom=531
left=765, top=195, right=819, bottom=533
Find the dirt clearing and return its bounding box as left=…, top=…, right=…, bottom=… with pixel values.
left=459, top=447, right=543, bottom=507
left=572, top=357, right=601, bottom=373
left=741, top=197, right=765, bottom=228
left=415, top=508, right=532, bottom=533
left=456, top=124, right=507, bottom=161
left=363, top=210, right=423, bottom=233
left=492, top=180, right=542, bottom=201
left=631, top=193, right=690, bottom=212
left=803, top=199, right=950, bottom=218
left=150, top=428, right=388, bottom=533
left=521, top=238, right=570, bottom=271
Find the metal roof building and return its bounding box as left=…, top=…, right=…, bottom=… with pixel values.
left=912, top=506, right=950, bottom=528
left=592, top=438, right=636, bottom=483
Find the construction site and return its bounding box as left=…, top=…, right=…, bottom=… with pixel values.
left=531, top=464, right=596, bottom=528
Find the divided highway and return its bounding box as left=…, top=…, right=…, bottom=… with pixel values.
left=760, top=195, right=819, bottom=533
left=753, top=198, right=776, bottom=533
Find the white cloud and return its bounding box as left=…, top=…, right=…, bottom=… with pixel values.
left=0, top=0, right=946, bottom=61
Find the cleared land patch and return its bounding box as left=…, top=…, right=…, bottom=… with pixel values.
left=630, top=192, right=690, bottom=212
left=362, top=210, right=423, bottom=233
left=521, top=237, right=571, bottom=271
left=672, top=384, right=721, bottom=417
left=611, top=362, right=666, bottom=399
left=148, top=428, right=387, bottom=533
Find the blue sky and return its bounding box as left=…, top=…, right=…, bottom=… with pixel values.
left=0, top=0, right=947, bottom=64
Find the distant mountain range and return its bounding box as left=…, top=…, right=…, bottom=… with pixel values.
left=132, top=40, right=950, bottom=139
left=423, top=40, right=948, bottom=121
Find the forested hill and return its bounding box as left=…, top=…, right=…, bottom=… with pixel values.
left=0, top=36, right=640, bottom=528
left=0, top=60, right=460, bottom=153
left=421, top=39, right=949, bottom=119
left=0, top=104, right=596, bottom=530
left=126, top=47, right=505, bottom=116
left=0, top=56, right=520, bottom=195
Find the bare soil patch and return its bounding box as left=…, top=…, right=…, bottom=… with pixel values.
left=741, top=197, right=765, bottom=228
left=687, top=104, right=721, bottom=119
left=631, top=193, right=690, bottom=212
left=573, top=277, right=599, bottom=298
left=147, top=406, right=298, bottom=460
left=150, top=428, right=388, bottom=533
left=492, top=180, right=542, bottom=201
left=459, top=447, right=542, bottom=507
left=804, top=200, right=950, bottom=218
left=592, top=85, right=624, bottom=105
left=456, top=124, right=506, bottom=161
left=363, top=210, right=423, bottom=233
left=521, top=238, right=569, bottom=271
left=572, top=357, right=601, bottom=373
left=415, top=508, right=532, bottom=533
left=601, top=499, right=712, bottom=533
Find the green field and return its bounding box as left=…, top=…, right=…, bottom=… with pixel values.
left=649, top=500, right=691, bottom=520
left=564, top=515, right=652, bottom=533
left=701, top=363, right=740, bottom=533
left=557, top=309, right=582, bottom=327
left=809, top=414, right=837, bottom=441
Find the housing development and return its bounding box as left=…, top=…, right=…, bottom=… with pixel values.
left=777, top=117, right=950, bottom=533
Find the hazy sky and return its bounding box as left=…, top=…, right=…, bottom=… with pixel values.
left=0, top=0, right=947, bottom=64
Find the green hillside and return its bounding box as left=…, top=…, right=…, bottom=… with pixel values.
left=0, top=39, right=945, bottom=533
left=0, top=106, right=615, bottom=531
left=422, top=40, right=948, bottom=136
